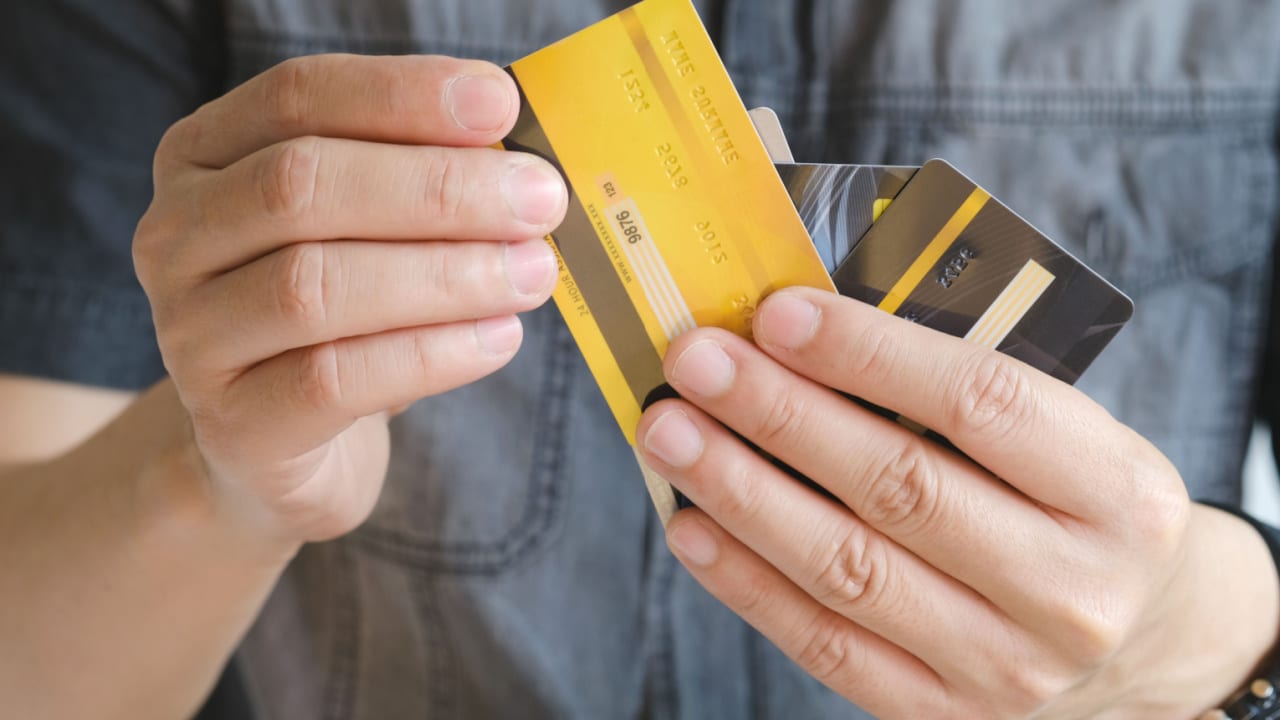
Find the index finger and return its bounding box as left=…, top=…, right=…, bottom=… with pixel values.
left=750, top=287, right=1177, bottom=519
left=159, top=54, right=518, bottom=172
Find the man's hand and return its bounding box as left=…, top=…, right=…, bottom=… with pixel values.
left=134, top=54, right=567, bottom=544
left=637, top=287, right=1280, bottom=719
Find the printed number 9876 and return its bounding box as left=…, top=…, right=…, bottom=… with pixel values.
left=616, top=209, right=644, bottom=244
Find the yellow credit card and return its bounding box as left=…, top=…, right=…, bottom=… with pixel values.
left=503, top=0, right=833, bottom=446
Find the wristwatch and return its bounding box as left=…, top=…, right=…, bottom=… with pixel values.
left=1201, top=678, right=1280, bottom=720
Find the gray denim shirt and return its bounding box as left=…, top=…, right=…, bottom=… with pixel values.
left=2, top=1, right=1278, bottom=718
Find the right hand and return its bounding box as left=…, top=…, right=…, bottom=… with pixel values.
left=133, top=54, right=567, bottom=545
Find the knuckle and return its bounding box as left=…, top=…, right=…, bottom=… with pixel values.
left=296, top=341, right=345, bottom=411
left=155, top=314, right=201, bottom=376
left=717, top=462, right=771, bottom=524
left=732, top=565, right=780, bottom=620
left=843, top=316, right=898, bottom=382
left=131, top=207, right=169, bottom=281
left=154, top=116, right=200, bottom=175
left=132, top=205, right=192, bottom=295
left=860, top=439, right=942, bottom=532
left=753, top=388, right=809, bottom=448
left=366, top=59, right=418, bottom=124
left=422, top=243, right=473, bottom=302
left=265, top=56, right=318, bottom=130
left=273, top=243, right=331, bottom=334
left=992, top=660, right=1070, bottom=717
left=950, top=353, right=1034, bottom=440
left=1134, top=485, right=1190, bottom=558
left=419, top=152, right=468, bottom=224
left=260, top=137, right=322, bottom=223
left=1046, top=596, right=1130, bottom=670
left=407, top=326, right=442, bottom=377
left=810, top=526, right=886, bottom=614
left=794, top=615, right=863, bottom=687
left=1123, top=444, right=1190, bottom=552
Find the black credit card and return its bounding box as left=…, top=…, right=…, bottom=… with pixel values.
left=829, top=158, right=1133, bottom=385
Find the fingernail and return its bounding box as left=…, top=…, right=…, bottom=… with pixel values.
left=643, top=410, right=703, bottom=468
left=668, top=518, right=719, bottom=567
left=502, top=161, right=567, bottom=226
left=757, top=291, right=820, bottom=350
left=504, top=239, right=556, bottom=296
left=475, top=316, right=522, bottom=355
left=445, top=74, right=512, bottom=132
left=670, top=339, right=734, bottom=397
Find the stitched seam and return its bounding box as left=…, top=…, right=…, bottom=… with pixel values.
left=228, top=30, right=1280, bottom=129
left=1215, top=150, right=1277, bottom=480
left=747, top=623, right=769, bottom=720
left=229, top=28, right=539, bottom=61
left=644, top=559, right=680, bottom=719
left=323, top=543, right=360, bottom=720
left=0, top=274, right=156, bottom=326
left=0, top=274, right=164, bottom=389
left=416, top=578, right=457, bottom=719
left=742, top=80, right=1280, bottom=131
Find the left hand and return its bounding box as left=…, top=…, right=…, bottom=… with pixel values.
left=636, top=287, right=1280, bottom=719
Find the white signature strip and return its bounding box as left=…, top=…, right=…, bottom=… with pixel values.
left=625, top=199, right=697, bottom=336
left=636, top=221, right=697, bottom=335
left=964, top=259, right=1055, bottom=349
left=605, top=198, right=681, bottom=339
left=607, top=197, right=696, bottom=340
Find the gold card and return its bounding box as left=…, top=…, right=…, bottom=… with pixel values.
left=503, top=0, right=832, bottom=462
